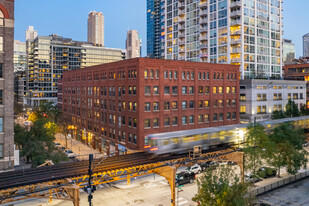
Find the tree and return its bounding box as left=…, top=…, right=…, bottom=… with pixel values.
left=271, top=110, right=286, bottom=120
left=264, top=122, right=308, bottom=177
left=192, top=166, right=253, bottom=206
left=32, top=101, right=61, bottom=123
left=243, top=123, right=268, bottom=176
left=285, top=100, right=300, bottom=117
left=14, top=119, right=68, bottom=167
left=300, top=105, right=309, bottom=116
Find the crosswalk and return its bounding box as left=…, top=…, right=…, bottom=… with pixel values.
left=176, top=197, right=189, bottom=206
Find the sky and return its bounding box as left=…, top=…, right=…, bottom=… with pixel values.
left=14, top=0, right=309, bottom=58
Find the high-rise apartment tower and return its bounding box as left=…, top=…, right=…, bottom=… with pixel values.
left=88, top=11, right=104, bottom=47
left=0, top=0, right=15, bottom=172
left=303, top=33, right=309, bottom=57
left=126, top=30, right=142, bottom=59
left=25, top=26, right=37, bottom=41
left=148, top=0, right=283, bottom=79
left=282, top=39, right=295, bottom=65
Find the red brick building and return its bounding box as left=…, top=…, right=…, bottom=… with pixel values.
left=283, top=64, right=309, bottom=106
left=58, top=58, right=240, bottom=156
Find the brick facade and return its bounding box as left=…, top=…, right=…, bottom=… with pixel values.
left=0, top=0, right=14, bottom=172
left=59, top=58, right=239, bottom=156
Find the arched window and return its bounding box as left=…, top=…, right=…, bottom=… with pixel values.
left=174, top=71, right=178, bottom=79
left=169, top=70, right=172, bottom=79
left=155, top=70, right=159, bottom=79
left=150, top=69, right=154, bottom=78
left=182, top=71, right=185, bottom=80
left=187, top=71, right=190, bottom=80
left=0, top=10, right=4, bottom=26
left=164, top=70, right=168, bottom=79
left=144, top=69, right=148, bottom=78
left=191, top=72, right=194, bottom=80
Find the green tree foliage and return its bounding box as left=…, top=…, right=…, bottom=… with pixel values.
left=192, top=166, right=253, bottom=206
left=285, top=99, right=300, bottom=118
left=243, top=123, right=268, bottom=175
left=271, top=110, right=286, bottom=120
left=14, top=119, right=68, bottom=167
left=300, top=105, right=309, bottom=116
left=33, top=101, right=61, bottom=123
left=264, top=122, right=308, bottom=177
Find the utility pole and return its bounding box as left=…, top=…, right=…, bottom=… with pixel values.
left=84, top=154, right=96, bottom=206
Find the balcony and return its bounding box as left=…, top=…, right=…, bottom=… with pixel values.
left=179, top=9, right=185, bottom=16
left=200, top=44, right=208, bottom=49
left=230, top=39, right=241, bottom=44
left=179, top=17, right=185, bottom=23
left=179, top=48, right=185, bottom=53
left=179, top=40, right=186, bottom=45
left=230, top=30, right=241, bottom=36
left=231, top=19, right=241, bottom=26
left=200, top=35, right=207, bottom=40
left=178, top=2, right=185, bottom=8
left=230, top=10, right=241, bottom=17
left=200, top=10, right=208, bottom=16
left=179, top=25, right=185, bottom=30
left=200, top=19, right=207, bottom=25
left=230, top=1, right=242, bottom=8
left=179, top=33, right=185, bottom=38
left=231, top=58, right=241, bottom=63
left=179, top=56, right=185, bottom=61
left=200, top=52, right=208, bottom=57
left=199, top=1, right=207, bottom=8
left=231, top=48, right=242, bottom=53
left=200, top=27, right=207, bottom=33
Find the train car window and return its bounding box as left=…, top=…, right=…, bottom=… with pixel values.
left=164, top=140, right=169, bottom=145
left=171, top=138, right=180, bottom=144
left=202, top=133, right=209, bottom=140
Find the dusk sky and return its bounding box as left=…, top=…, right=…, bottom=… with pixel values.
left=14, top=0, right=309, bottom=58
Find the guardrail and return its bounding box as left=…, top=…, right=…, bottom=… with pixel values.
left=251, top=170, right=309, bottom=196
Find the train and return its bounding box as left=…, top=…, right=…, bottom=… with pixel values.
left=144, top=116, right=309, bottom=155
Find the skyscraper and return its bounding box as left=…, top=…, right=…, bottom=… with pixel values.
left=25, top=26, right=37, bottom=41
left=147, top=0, right=163, bottom=58
left=0, top=0, right=15, bottom=172
left=303, top=33, right=309, bottom=57
left=88, top=11, right=104, bottom=47
left=126, top=30, right=142, bottom=59
left=282, top=39, right=295, bottom=65
left=150, top=0, right=283, bottom=79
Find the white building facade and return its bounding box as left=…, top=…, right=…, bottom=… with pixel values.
left=160, top=0, right=283, bottom=79
left=239, top=79, right=306, bottom=123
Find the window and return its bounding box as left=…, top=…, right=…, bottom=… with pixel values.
left=164, top=101, right=170, bottom=110
left=205, top=86, right=209, bottom=94
left=153, top=86, right=159, bottom=95
left=187, top=72, right=190, bottom=80
left=145, top=102, right=150, bottom=111
left=191, top=72, right=194, bottom=80
left=198, top=100, right=203, bottom=108
left=182, top=116, right=187, bottom=125
left=144, top=119, right=150, bottom=128
left=164, top=118, right=170, bottom=127
left=0, top=90, right=2, bottom=104
left=219, top=100, right=223, bottom=107
left=189, top=86, right=194, bottom=94
left=226, top=87, right=230, bottom=94
left=232, top=87, right=236, bottom=93
left=133, top=135, right=137, bottom=144
left=198, top=115, right=203, bottom=123
left=0, top=64, right=2, bottom=78
left=144, top=69, right=148, bottom=78
left=205, top=114, right=209, bottom=122
left=172, top=101, right=178, bottom=110
left=174, top=71, right=178, bottom=79
left=198, top=72, right=201, bottom=80
left=219, top=87, right=223, bottom=94
left=155, top=70, right=159, bottom=78
left=172, top=117, right=178, bottom=126
left=227, top=112, right=231, bottom=120
left=182, top=71, right=185, bottom=80
left=164, top=86, right=170, bottom=95
left=172, top=86, right=178, bottom=95
left=133, top=118, right=137, bottom=127
left=213, top=113, right=218, bottom=121
left=198, top=86, right=203, bottom=94
left=273, top=105, right=278, bottom=111
left=219, top=113, right=223, bottom=121
left=153, top=102, right=159, bottom=111
left=182, top=101, right=187, bottom=109
left=0, top=144, right=2, bottom=158
left=182, top=86, right=187, bottom=94
left=133, top=86, right=136, bottom=95
left=153, top=118, right=159, bottom=127
left=213, top=99, right=218, bottom=107
left=204, top=100, right=209, bottom=108
left=150, top=69, right=154, bottom=78
left=189, top=115, right=194, bottom=124
left=0, top=37, right=3, bottom=52
left=213, top=87, right=217, bottom=94
left=240, top=106, right=246, bottom=114
left=145, top=86, right=150, bottom=95
left=169, top=71, right=173, bottom=79
left=189, top=100, right=194, bottom=109
left=240, top=94, right=246, bottom=101
left=164, top=70, right=168, bottom=79
left=232, top=99, right=236, bottom=107
left=232, top=112, right=236, bottom=119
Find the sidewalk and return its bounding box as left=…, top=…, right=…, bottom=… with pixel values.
left=55, top=133, right=104, bottom=161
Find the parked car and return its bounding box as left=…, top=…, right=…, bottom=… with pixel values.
left=303, top=142, right=309, bottom=147
left=257, top=167, right=277, bottom=178
left=245, top=174, right=261, bottom=183
left=54, top=142, right=61, bottom=148
left=58, top=146, right=66, bottom=151
left=65, top=149, right=76, bottom=158
left=186, top=164, right=202, bottom=174
left=175, top=171, right=195, bottom=187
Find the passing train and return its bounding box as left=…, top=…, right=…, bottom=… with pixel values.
left=144, top=116, right=309, bottom=155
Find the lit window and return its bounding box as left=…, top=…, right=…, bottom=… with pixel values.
left=240, top=106, right=246, bottom=114
left=0, top=37, right=2, bottom=52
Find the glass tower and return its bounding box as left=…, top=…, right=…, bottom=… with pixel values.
left=303, top=33, right=309, bottom=58
left=157, top=0, right=283, bottom=79
left=147, top=0, right=164, bottom=58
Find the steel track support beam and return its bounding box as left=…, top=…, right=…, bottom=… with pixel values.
left=154, top=166, right=176, bottom=206
left=127, top=174, right=131, bottom=185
